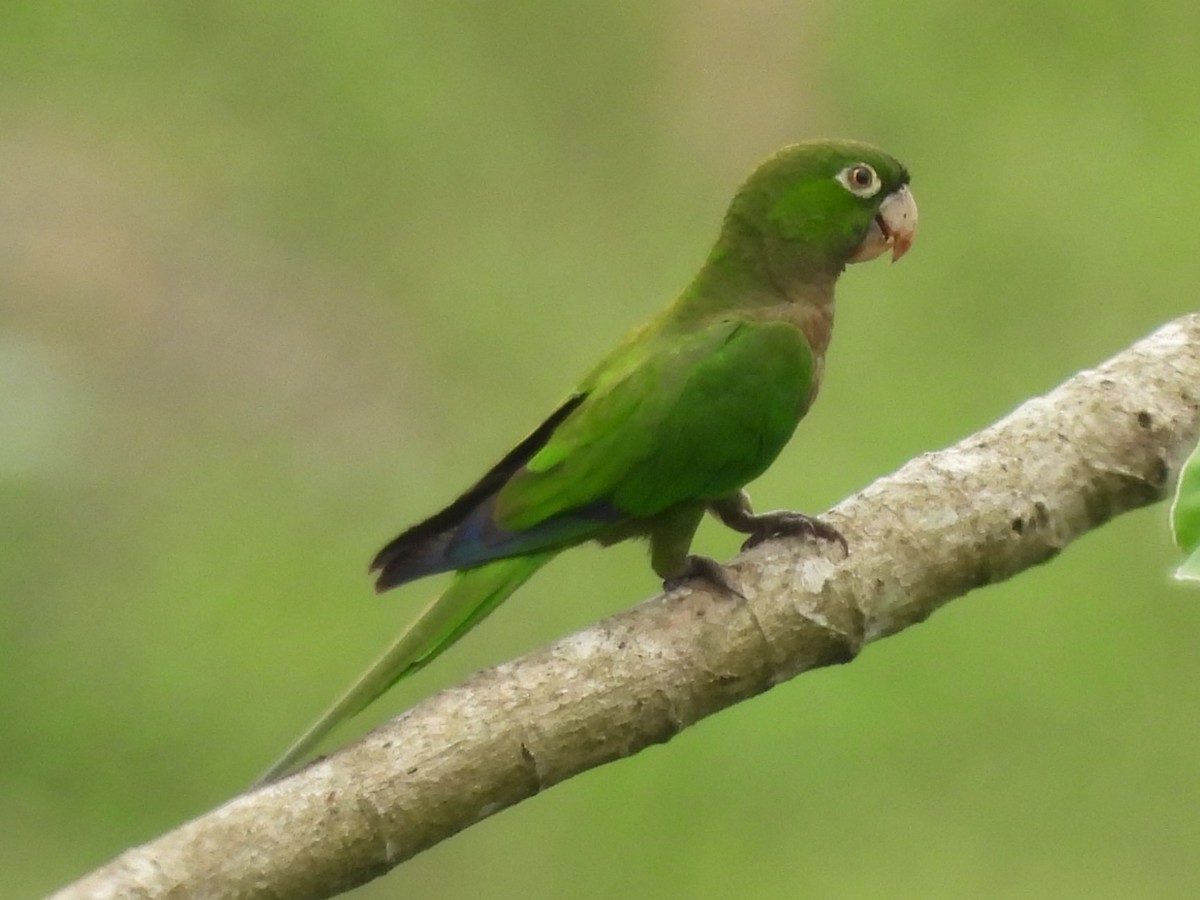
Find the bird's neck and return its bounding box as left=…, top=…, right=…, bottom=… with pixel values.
left=772, top=288, right=835, bottom=358
left=668, top=241, right=838, bottom=358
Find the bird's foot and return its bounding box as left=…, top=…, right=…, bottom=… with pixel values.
left=740, top=512, right=849, bottom=556
left=663, top=554, right=745, bottom=600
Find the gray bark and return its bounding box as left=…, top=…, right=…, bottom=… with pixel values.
left=52, top=314, right=1200, bottom=900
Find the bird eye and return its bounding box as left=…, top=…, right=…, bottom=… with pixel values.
left=836, top=163, right=882, bottom=198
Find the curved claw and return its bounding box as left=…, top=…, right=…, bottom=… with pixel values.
left=663, top=554, right=745, bottom=600
left=740, top=513, right=849, bottom=557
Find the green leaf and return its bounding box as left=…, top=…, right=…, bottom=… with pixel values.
left=1170, top=437, right=1200, bottom=583
left=1176, top=547, right=1200, bottom=583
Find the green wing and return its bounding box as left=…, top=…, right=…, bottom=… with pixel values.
left=496, top=317, right=815, bottom=529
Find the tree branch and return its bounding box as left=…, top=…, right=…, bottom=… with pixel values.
left=54, top=314, right=1200, bottom=900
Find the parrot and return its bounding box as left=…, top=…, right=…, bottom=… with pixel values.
left=259, top=139, right=917, bottom=784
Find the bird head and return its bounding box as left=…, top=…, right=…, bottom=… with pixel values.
left=722, top=139, right=918, bottom=282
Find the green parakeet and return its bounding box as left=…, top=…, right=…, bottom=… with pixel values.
left=260, top=139, right=917, bottom=784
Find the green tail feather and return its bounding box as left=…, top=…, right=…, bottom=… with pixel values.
left=257, top=550, right=558, bottom=785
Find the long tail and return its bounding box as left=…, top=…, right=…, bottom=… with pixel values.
left=256, top=550, right=558, bottom=786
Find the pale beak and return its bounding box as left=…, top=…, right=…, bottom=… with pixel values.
left=848, top=184, right=919, bottom=264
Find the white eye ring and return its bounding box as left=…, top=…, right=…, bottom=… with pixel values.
left=836, top=163, right=882, bottom=198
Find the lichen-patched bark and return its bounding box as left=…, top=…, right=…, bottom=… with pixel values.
left=53, top=314, right=1200, bottom=900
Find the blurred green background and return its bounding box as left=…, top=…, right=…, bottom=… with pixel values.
left=3, top=2, right=1198, bottom=898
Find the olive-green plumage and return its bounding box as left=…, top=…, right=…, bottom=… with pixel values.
left=260, top=139, right=917, bottom=783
